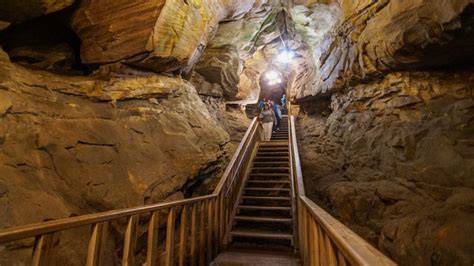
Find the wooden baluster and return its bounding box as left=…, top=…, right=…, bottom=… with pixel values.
left=326, top=233, right=338, bottom=266
left=308, top=216, right=314, bottom=266
left=86, top=222, right=108, bottom=266
left=313, top=221, right=320, bottom=266
left=32, top=233, right=54, bottom=266
left=190, top=203, right=197, bottom=266
left=146, top=211, right=160, bottom=266
left=123, top=215, right=139, bottom=266
left=199, top=201, right=206, bottom=266
left=337, top=250, right=347, bottom=266
left=207, top=199, right=213, bottom=264
left=318, top=227, right=327, bottom=266
left=219, top=194, right=225, bottom=250
left=213, top=197, right=219, bottom=257
left=302, top=208, right=309, bottom=266
left=165, top=207, right=176, bottom=266
left=179, top=206, right=188, bottom=266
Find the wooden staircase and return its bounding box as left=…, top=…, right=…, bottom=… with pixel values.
left=227, top=116, right=296, bottom=253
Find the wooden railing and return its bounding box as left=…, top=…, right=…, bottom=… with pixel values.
left=288, top=116, right=397, bottom=266
left=0, top=117, right=262, bottom=266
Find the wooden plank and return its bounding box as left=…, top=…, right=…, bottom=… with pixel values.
left=86, top=222, right=108, bottom=266
left=337, top=250, right=348, bottom=266
left=199, top=201, right=206, bottom=266
left=326, top=233, right=338, bottom=266
left=313, top=220, right=320, bottom=266
left=213, top=197, right=219, bottom=257
left=32, top=233, right=54, bottom=266
left=122, top=215, right=139, bottom=266
left=179, top=206, right=187, bottom=266
left=190, top=203, right=197, bottom=266
left=207, top=199, right=213, bottom=265
left=146, top=211, right=160, bottom=266
left=164, top=208, right=176, bottom=266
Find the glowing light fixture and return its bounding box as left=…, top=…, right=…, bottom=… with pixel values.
left=276, top=49, right=295, bottom=64
left=264, top=70, right=282, bottom=86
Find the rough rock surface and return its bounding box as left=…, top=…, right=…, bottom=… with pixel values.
left=297, top=70, right=474, bottom=265
left=71, top=0, right=260, bottom=72
left=0, top=48, right=230, bottom=264
left=0, top=0, right=74, bottom=22
left=290, top=0, right=474, bottom=99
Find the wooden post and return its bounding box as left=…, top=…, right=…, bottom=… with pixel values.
left=122, top=215, right=139, bottom=266
left=190, top=203, right=197, bottom=266
left=146, top=211, right=160, bottom=266
left=86, top=222, right=108, bottom=266
left=32, top=233, right=54, bottom=266
left=164, top=208, right=176, bottom=266
left=179, top=206, right=188, bottom=266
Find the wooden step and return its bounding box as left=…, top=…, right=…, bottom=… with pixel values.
left=255, top=156, right=290, bottom=160
left=247, top=180, right=290, bottom=184
left=242, top=196, right=291, bottom=201
left=235, top=216, right=292, bottom=223
left=230, top=230, right=293, bottom=240
left=249, top=173, right=290, bottom=177
left=245, top=188, right=290, bottom=192
left=237, top=205, right=292, bottom=211
left=253, top=162, right=289, bottom=166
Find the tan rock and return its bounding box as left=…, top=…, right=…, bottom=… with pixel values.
left=71, top=0, right=260, bottom=72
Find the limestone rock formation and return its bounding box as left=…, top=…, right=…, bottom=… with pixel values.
left=0, top=48, right=229, bottom=230
left=297, top=70, right=474, bottom=265
left=71, top=0, right=260, bottom=73
left=0, top=0, right=74, bottom=22
left=290, top=0, right=474, bottom=99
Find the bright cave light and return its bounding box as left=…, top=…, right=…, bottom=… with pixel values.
left=276, top=49, right=295, bottom=64
left=264, top=70, right=282, bottom=86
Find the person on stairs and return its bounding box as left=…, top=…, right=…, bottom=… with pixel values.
left=270, top=100, right=281, bottom=132
left=281, top=93, right=287, bottom=114
left=259, top=103, right=276, bottom=141
left=257, top=98, right=266, bottom=112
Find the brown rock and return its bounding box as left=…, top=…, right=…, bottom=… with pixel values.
left=71, top=0, right=260, bottom=72
left=0, top=0, right=74, bottom=22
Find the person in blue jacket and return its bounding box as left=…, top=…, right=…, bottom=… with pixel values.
left=257, top=98, right=266, bottom=111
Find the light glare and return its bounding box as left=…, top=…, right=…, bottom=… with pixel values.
left=277, top=49, right=295, bottom=63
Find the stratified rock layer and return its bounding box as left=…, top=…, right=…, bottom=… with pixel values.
left=297, top=70, right=474, bottom=265
left=71, top=0, right=259, bottom=72
left=291, top=0, right=474, bottom=99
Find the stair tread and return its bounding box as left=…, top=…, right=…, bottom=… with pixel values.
left=245, top=187, right=290, bottom=191
left=238, top=205, right=292, bottom=211
left=249, top=173, right=290, bottom=176
left=247, top=180, right=290, bottom=184
left=252, top=167, right=289, bottom=170
left=242, top=196, right=291, bottom=200
left=235, top=216, right=292, bottom=223
left=230, top=230, right=293, bottom=240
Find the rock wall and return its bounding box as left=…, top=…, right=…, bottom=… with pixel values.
left=292, top=1, right=474, bottom=265
left=0, top=47, right=233, bottom=263
left=297, top=70, right=474, bottom=265
left=290, top=0, right=474, bottom=99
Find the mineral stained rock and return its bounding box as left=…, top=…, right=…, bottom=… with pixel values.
left=0, top=0, right=74, bottom=22
left=71, top=0, right=260, bottom=72
left=297, top=70, right=474, bottom=265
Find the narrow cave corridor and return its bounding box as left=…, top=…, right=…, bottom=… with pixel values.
left=0, top=1, right=473, bottom=265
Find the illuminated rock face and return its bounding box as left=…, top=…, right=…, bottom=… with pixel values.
left=291, top=0, right=474, bottom=98
left=71, top=0, right=259, bottom=72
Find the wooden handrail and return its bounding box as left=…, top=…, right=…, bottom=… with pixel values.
left=288, top=115, right=396, bottom=266
left=0, top=194, right=215, bottom=244
left=214, top=117, right=258, bottom=194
